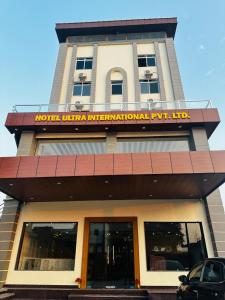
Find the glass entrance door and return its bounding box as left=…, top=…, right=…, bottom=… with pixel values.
left=87, top=222, right=135, bottom=288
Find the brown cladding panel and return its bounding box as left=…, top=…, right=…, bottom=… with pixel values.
left=94, top=154, right=113, bottom=175
left=189, top=109, right=204, bottom=123
left=0, top=157, right=20, bottom=178
left=17, top=156, right=39, bottom=178
left=36, top=156, right=57, bottom=177
left=75, top=155, right=94, bottom=176
left=151, top=152, right=172, bottom=174
left=114, top=153, right=132, bottom=175
left=190, top=151, right=214, bottom=173
left=210, top=151, right=225, bottom=173
left=170, top=152, right=193, bottom=174
left=132, top=153, right=152, bottom=174
left=56, top=156, right=76, bottom=177
left=202, top=109, right=220, bottom=122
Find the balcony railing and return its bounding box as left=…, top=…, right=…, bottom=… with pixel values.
left=12, top=100, right=212, bottom=113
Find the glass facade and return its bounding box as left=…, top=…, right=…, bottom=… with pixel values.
left=144, top=222, right=207, bottom=271
left=16, top=222, right=77, bottom=271
left=117, top=137, right=191, bottom=153
left=36, top=139, right=106, bottom=155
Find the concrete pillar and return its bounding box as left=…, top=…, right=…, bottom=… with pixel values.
left=192, top=127, right=225, bottom=256
left=0, top=198, right=20, bottom=286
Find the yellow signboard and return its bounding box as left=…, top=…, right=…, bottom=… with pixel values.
left=34, top=112, right=191, bottom=122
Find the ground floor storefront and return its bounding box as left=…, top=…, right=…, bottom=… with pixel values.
left=5, top=199, right=214, bottom=288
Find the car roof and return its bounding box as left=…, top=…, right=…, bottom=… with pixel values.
left=206, top=258, right=225, bottom=263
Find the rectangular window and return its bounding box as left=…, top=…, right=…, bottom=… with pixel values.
left=73, top=82, right=91, bottom=96
left=76, top=57, right=93, bottom=70
left=117, top=137, right=191, bottom=153
left=16, top=222, right=78, bottom=271
left=138, top=55, right=156, bottom=67
left=140, top=80, right=159, bottom=94
left=111, top=80, right=123, bottom=95
left=144, top=222, right=207, bottom=271
left=36, top=139, right=106, bottom=156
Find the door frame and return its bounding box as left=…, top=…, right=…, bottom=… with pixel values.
left=80, top=217, right=140, bottom=288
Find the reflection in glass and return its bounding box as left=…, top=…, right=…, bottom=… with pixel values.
left=87, top=222, right=134, bottom=288
left=144, top=222, right=207, bottom=271
left=117, top=137, right=190, bottom=153
left=36, top=139, right=106, bottom=155
left=17, top=222, right=77, bottom=271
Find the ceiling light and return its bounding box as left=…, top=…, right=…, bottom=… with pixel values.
left=43, top=128, right=47, bottom=131
left=75, top=127, right=79, bottom=131
left=153, top=179, right=158, bottom=183
left=105, top=127, right=109, bottom=130
left=56, top=182, right=62, bottom=185
left=148, top=194, right=153, bottom=197
left=29, top=197, right=35, bottom=200
left=142, top=126, right=146, bottom=130
left=178, top=125, right=182, bottom=129
left=203, top=178, right=208, bottom=182
left=104, top=180, right=109, bottom=184
left=9, top=183, right=14, bottom=186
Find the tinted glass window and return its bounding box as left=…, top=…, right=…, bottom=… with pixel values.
left=144, top=222, right=207, bottom=271
left=140, top=81, right=149, bottom=94
left=36, top=139, right=106, bottom=155
left=85, top=59, right=93, bottom=69
left=76, top=60, right=85, bottom=70
left=76, top=57, right=93, bottom=70
left=150, top=81, right=159, bottom=93
left=117, top=137, right=190, bottom=153
left=16, top=223, right=77, bottom=271
left=147, top=56, right=156, bottom=66
left=138, top=57, right=147, bottom=67
left=188, top=263, right=204, bottom=283
left=112, top=81, right=123, bottom=95
left=138, top=55, right=156, bottom=67
left=140, top=80, right=159, bottom=94
left=203, top=262, right=224, bottom=282
left=73, top=82, right=91, bottom=96
left=73, top=84, right=82, bottom=96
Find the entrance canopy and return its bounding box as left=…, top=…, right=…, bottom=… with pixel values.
left=0, top=151, right=224, bottom=202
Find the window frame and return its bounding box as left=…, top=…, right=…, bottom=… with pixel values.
left=140, top=80, right=160, bottom=94
left=73, top=81, right=91, bottom=96
left=111, top=80, right=123, bottom=95
left=202, top=260, right=225, bottom=283
left=138, top=54, right=156, bottom=67
left=76, top=57, right=93, bottom=70
left=144, top=222, right=208, bottom=272
left=15, top=222, right=78, bottom=271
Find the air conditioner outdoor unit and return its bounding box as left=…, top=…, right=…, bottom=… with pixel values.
left=74, top=101, right=84, bottom=111
left=78, top=73, right=87, bottom=81
left=145, top=70, right=158, bottom=81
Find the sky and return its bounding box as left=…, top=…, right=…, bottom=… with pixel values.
left=0, top=0, right=225, bottom=206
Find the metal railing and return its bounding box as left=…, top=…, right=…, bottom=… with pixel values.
left=12, top=100, right=213, bottom=113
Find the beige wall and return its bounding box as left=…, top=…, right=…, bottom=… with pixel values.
left=6, top=199, right=213, bottom=286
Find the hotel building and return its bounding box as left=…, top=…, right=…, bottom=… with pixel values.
left=0, top=17, right=225, bottom=297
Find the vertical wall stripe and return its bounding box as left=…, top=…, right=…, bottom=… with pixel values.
left=165, top=38, right=185, bottom=100
left=90, top=44, right=98, bottom=110
left=192, top=128, right=225, bottom=256
left=132, top=43, right=140, bottom=102
left=0, top=198, right=20, bottom=287
left=154, top=42, right=166, bottom=101
left=65, top=46, right=77, bottom=105
left=49, top=43, right=68, bottom=105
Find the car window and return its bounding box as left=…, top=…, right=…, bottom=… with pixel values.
left=188, top=263, right=204, bottom=283
left=202, top=261, right=224, bottom=283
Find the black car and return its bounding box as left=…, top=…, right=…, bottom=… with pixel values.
left=177, top=258, right=225, bottom=300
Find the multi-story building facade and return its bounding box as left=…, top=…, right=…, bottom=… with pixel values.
left=0, top=17, right=225, bottom=294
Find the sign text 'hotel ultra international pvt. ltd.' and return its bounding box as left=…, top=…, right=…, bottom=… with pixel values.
left=34, top=111, right=191, bottom=122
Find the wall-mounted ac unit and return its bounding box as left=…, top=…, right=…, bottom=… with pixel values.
left=145, top=70, right=158, bottom=81
left=78, top=72, right=87, bottom=81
